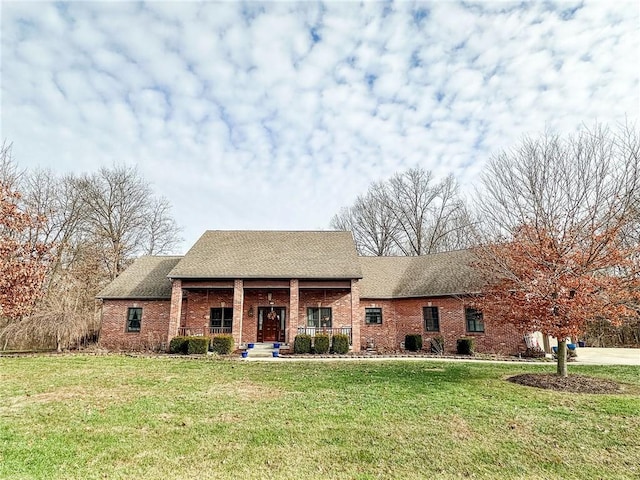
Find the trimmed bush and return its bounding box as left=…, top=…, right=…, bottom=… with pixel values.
left=169, top=336, right=189, bottom=354
left=331, top=333, right=350, bottom=354
left=522, top=346, right=545, bottom=358
left=404, top=334, right=423, bottom=352
left=313, top=334, right=330, bottom=354
left=210, top=335, right=234, bottom=355
left=456, top=337, right=475, bottom=355
left=294, top=334, right=312, bottom=354
left=187, top=336, right=209, bottom=354
left=430, top=336, right=445, bottom=354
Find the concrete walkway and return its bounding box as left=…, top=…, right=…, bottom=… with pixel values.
left=573, top=347, right=640, bottom=366
left=243, top=347, right=640, bottom=366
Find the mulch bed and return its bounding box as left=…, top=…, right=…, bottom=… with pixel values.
left=508, top=373, right=623, bottom=394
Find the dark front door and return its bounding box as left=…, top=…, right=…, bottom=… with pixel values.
left=258, top=307, right=286, bottom=342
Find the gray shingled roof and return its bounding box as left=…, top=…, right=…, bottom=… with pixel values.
left=168, top=230, right=363, bottom=279
left=97, top=235, right=483, bottom=300
left=96, top=256, right=183, bottom=299
left=358, top=250, right=484, bottom=298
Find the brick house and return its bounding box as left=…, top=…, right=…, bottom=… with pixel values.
left=97, top=230, right=524, bottom=354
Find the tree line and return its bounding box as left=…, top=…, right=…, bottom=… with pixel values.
left=332, top=123, right=640, bottom=376
left=1, top=122, right=638, bottom=374
left=0, top=143, right=181, bottom=351
left=330, top=169, right=472, bottom=256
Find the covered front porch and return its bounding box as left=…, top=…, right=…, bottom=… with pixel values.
left=168, top=278, right=361, bottom=350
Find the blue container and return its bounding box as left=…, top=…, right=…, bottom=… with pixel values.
left=567, top=343, right=576, bottom=351
left=241, top=351, right=248, bottom=358
left=272, top=351, right=279, bottom=358
left=248, top=343, right=255, bottom=349
left=273, top=343, right=281, bottom=349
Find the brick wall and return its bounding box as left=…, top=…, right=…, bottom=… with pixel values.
left=359, top=299, right=397, bottom=352
left=243, top=288, right=290, bottom=343
left=359, top=296, right=524, bottom=355
left=298, top=288, right=353, bottom=329
left=99, top=292, right=524, bottom=355
left=99, top=299, right=171, bottom=350
left=180, top=288, right=295, bottom=344
left=181, top=289, right=234, bottom=333
left=169, top=287, right=355, bottom=345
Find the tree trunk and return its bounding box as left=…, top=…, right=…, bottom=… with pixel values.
left=543, top=334, right=551, bottom=354
left=556, top=339, right=568, bottom=377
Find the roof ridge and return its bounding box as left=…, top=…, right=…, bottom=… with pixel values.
left=358, top=249, right=473, bottom=260
left=202, top=229, right=350, bottom=234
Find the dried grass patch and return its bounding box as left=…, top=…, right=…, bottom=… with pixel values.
left=0, top=385, right=134, bottom=415
left=206, top=380, right=284, bottom=401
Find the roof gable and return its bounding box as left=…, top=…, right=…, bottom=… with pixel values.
left=168, top=230, right=362, bottom=279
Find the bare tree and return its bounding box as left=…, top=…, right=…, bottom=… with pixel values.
left=74, top=165, right=181, bottom=280
left=332, top=167, right=472, bottom=256
left=476, top=124, right=639, bottom=241
left=21, top=171, right=87, bottom=268
left=420, top=175, right=473, bottom=253
left=384, top=168, right=471, bottom=255
left=473, top=123, right=640, bottom=376
left=145, top=196, right=182, bottom=255
left=330, top=182, right=398, bottom=256
left=1, top=158, right=182, bottom=351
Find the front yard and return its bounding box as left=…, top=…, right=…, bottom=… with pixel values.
left=0, top=355, right=638, bottom=479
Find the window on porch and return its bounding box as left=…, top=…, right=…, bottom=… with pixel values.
left=210, top=307, right=233, bottom=334
left=307, top=307, right=332, bottom=328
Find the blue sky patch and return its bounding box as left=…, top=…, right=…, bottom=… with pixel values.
left=0, top=0, right=637, bottom=249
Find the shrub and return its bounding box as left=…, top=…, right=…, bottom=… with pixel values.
left=404, top=334, right=423, bottom=352
left=210, top=335, right=234, bottom=355
left=430, top=336, right=445, bottom=354
left=294, top=334, right=312, bottom=354
left=331, top=333, right=350, bottom=354
left=522, top=346, right=546, bottom=358
left=187, top=336, right=209, bottom=354
left=313, top=334, right=330, bottom=354
left=456, top=337, right=475, bottom=355
left=169, top=336, right=188, bottom=354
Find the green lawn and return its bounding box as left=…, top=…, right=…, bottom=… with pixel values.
left=0, top=356, right=638, bottom=479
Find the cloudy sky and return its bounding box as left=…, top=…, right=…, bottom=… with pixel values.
left=2, top=1, right=638, bottom=252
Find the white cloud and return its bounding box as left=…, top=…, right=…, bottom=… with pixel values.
left=1, top=0, right=638, bottom=250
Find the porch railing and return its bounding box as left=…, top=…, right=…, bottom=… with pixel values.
left=297, top=326, right=352, bottom=345
left=177, top=327, right=232, bottom=336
